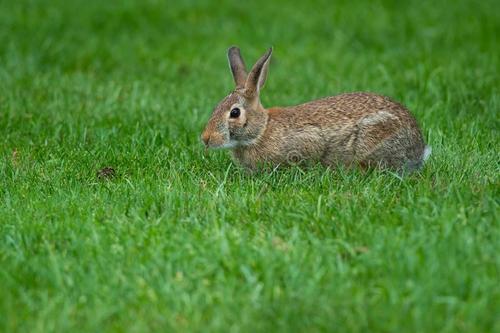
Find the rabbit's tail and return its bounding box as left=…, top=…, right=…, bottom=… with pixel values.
left=403, top=145, right=432, bottom=173
left=423, top=145, right=432, bottom=162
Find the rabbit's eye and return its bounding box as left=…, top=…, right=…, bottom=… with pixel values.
left=230, top=108, right=241, bottom=118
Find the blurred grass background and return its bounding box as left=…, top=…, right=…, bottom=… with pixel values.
left=0, top=0, right=498, bottom=332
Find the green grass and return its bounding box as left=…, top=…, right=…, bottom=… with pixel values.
left=0, top=0, right=499, bottom=332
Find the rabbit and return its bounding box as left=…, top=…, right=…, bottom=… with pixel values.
left=201, top=46, right=431, bottom=172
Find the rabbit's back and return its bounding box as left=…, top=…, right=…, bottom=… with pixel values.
left=275, top=92, right=417, bottom=126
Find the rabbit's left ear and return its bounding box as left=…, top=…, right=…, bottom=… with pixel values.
left=228, top=46, right=247, bottom=88
left=245, top=47, right=272, bottom=98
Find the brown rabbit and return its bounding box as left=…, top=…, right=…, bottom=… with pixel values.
left=201, top=47, right=431, bottom=172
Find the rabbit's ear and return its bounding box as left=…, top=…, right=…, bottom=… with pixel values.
left=245, top=47, right=272, bottom=97
left=228, top=46, right=248, bottom=88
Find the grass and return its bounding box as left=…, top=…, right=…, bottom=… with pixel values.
left=0, top=0, right=498, bottom=332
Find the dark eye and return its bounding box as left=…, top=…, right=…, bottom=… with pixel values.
left=230, top=107, right=241, bottom=118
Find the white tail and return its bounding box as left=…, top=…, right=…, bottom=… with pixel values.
left=423, top=146, right=432, bottom=161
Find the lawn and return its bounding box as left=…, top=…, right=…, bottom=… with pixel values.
left=0, top=0, right=498, bottom=332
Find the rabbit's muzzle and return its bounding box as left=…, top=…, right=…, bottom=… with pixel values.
left=201, top=130, right=225, bottom=148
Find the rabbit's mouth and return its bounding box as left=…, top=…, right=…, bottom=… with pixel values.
left=201, top=130, right=228, bottom=148
left=208, top=141, right=238, bottom=149
left=201, top=133, right=237, bottom=149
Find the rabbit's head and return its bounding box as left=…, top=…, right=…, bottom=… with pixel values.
left=201, top=47, right=272, bottom=148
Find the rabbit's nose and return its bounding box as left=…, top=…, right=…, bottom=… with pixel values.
left=201, top=132, right=211, bottom=146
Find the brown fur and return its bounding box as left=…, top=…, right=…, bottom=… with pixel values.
left=201, top=47, right=428, bottom=172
